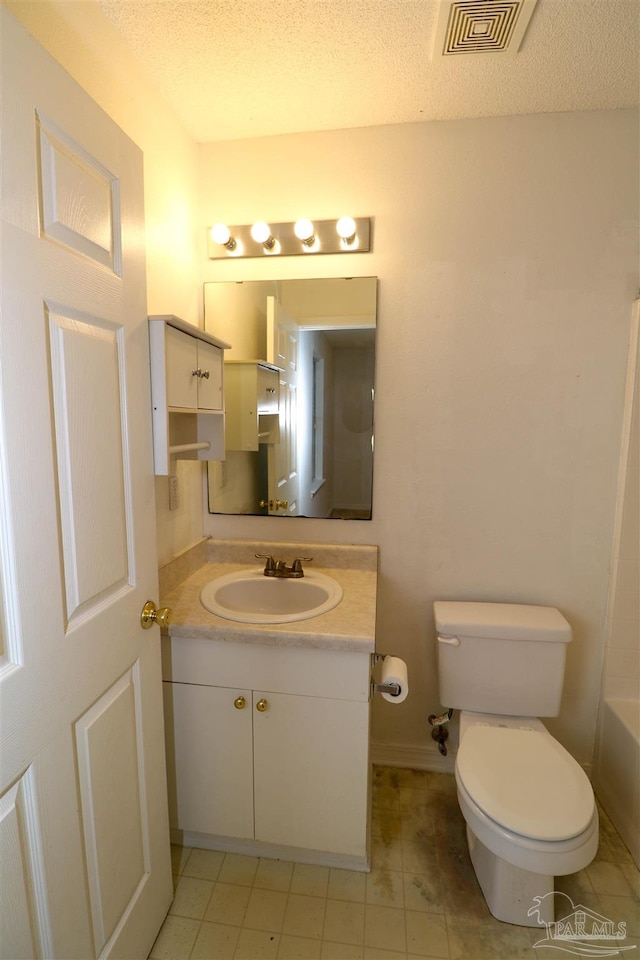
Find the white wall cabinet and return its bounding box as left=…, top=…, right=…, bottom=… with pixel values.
left=149, top=315, right=230, bottom=474
left=162, top=637, right=371, bottom=868
left=225, top=361, right=280, bottom=451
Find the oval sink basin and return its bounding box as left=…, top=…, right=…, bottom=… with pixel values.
left=200, top=568, right=343, bottom=624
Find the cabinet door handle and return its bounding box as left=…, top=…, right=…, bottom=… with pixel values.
left=234, top=696, right=246, bottom=709
left=256, top=698, right=268, bottom=713
left=192, top=368, right=201, bottom=377
left=201, top=370, right=210, bottom=379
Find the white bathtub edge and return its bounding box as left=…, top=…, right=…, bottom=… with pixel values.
left=593, top=698, right=640, bottom=869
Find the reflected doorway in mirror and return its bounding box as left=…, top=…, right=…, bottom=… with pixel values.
left=204, top=278, right=377, bottom=520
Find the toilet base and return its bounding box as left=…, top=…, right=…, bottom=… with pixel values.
left=467, top=826, right=554, bottom=927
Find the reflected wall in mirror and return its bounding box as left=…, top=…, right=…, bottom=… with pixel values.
left=205, top=278, right=377, bottom=519
left=0, top=565, right=4, bottom=658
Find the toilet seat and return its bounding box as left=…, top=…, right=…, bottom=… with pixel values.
left=456, top=725, right=594, bottom=841
left=455, top=772, right=599, bottom=876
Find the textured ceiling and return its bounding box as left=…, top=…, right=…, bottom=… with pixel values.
left=96, top=0, right=639, bottom=143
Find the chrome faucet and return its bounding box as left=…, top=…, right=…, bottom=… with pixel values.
left=255, top=554, right=313, bottom=578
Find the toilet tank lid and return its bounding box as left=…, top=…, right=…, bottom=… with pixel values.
left=433, top=602, right=571, bottom=643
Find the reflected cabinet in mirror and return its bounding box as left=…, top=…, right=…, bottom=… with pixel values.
left=205, top=278, right=377, bottom=519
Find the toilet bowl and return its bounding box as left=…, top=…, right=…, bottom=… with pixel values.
left=433, top=600, right=599, bottom=926
left=455, top=711, right=598, bottom=925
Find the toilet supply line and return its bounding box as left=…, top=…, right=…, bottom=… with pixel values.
left=429, top=707, right=454, bottom=756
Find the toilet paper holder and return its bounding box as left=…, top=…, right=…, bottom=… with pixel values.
left=371, top=652, right=402, bottom=697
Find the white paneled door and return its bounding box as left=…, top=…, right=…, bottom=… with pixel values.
left=0, top=9, right=172, bottom=959
left=266, top=297, right=299, bottom=515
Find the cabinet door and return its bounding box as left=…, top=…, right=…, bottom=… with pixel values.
left=163, top=682, right=254, bottom=839
left=197, top=341, right=223, bottom=410
left=256, top=367, right=279, bottom=414
left=253, top=692, right=369, bottom=857
left=166, top=326, right=198, bottom=409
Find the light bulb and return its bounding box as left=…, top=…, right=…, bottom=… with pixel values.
left=294, top=219, right=315, bottom=245
left=336, top=216, right=357, bottom=243
left=211, top=223, right=236, bottom=249
left=251, top=221, right=274, bottom=247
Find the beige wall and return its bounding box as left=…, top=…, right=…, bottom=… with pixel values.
left=199, top=112, right=639, bottom=767
left=601, top=307, right=639, bottom=701
left=4, top=0, right=205, bottom=563
left=7, top=0, right=638, bottom=768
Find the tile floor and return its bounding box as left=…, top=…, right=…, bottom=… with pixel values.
left=149, top=766, right=640, bottom=960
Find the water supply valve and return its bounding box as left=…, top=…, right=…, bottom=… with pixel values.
left=428, top=708, right=453, bottom=757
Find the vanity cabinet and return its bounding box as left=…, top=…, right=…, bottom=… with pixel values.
left=162, top=636, right=371, bottom=868
left=149, top=315, right=231, bottom=474
left=224, top=361, right=281, bottom=451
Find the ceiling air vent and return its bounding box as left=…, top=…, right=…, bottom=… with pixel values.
left=433, top=0, right=538, bottom=57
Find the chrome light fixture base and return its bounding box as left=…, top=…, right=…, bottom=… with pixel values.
left=208, top=217, right=371, bottom=259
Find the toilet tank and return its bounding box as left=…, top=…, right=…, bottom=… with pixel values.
left=433, top=601, right=572, bottom=717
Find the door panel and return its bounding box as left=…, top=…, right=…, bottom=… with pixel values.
left=266, top=297, right=299, bottom=515
left=37, top=112, right=121, bottom=272
left=0, top=771, right=48, bottom=959
left=75, top=668, right=148, bottom=953
left=48, top=307, right=130, bottom=622
left=0, top=10, right=172, bottom=958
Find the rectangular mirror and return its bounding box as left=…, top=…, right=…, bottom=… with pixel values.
left=205, top=277, right=377, bottom=519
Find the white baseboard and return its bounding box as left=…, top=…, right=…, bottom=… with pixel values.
left=170, top=829, right=370, bottom=872
left=370, top=739, right=455, bottom=775
left=371, top=741, right=591, bottom=780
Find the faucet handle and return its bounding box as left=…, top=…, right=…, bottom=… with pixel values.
left=255, top=553, right=275, bottom=572
left=291, top=557, right=313, bottom=574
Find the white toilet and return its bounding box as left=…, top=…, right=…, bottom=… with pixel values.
left=433, top=601, right=598, bottom=927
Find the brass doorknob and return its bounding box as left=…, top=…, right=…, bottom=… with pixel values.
left=234, top=696, right=246, bottom=709
left=140, top=600, right=172, bottom=629
left=256, top=698, right=268, bottom=712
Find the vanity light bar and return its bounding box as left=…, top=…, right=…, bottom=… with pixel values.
left=207, top=218, right=371, bottom=259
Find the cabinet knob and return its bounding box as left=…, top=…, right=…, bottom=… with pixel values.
left=256, top=698, right=268, bottom=713
left=192, top=368, right=201, bottom=377
left=234, top=696, right=246, bottom=710
left=201, top=369, right=210, bottom=379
